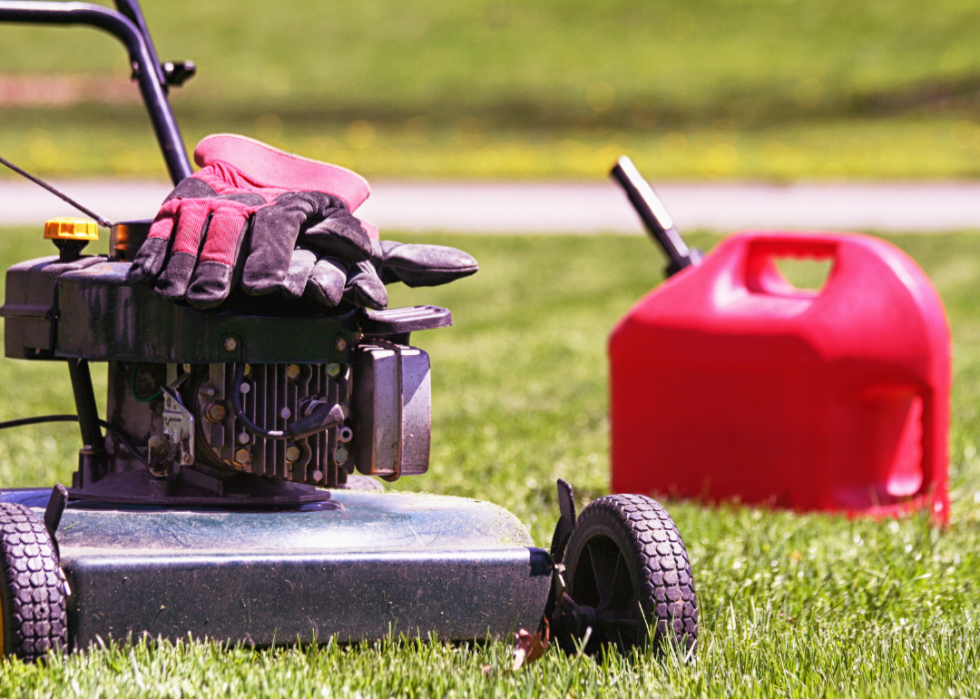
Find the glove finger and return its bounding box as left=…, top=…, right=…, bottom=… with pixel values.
left=129, top=174, right=222, bottom=286
left=186, top=203, right=253, bottom=309
left=376, top=241, right=479, bottom=287
left=282, top=248, right=318, bottom=299
left=153, top=200, right=213, bottom=300
left=344, top=259, right=387, bottom=310
left=302, top=206, right=374, bottom=261
left=241, top=192, right=315, bottom=296
left=127, top=199, right=180, bottom=284
left=305, top=257, right=348, bottom=307
left=168, top=175, right=219, bottom=200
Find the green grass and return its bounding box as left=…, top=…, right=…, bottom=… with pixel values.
left=3, top=0, right=980, bottom=124
left=0, top=229, right=980, bottom=695
left=3, top=0, right=980, bottom=179
left=6, top=110, right=980, bottom=181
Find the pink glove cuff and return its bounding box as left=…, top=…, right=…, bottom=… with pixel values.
left=194, top=134, right=372, bottom=212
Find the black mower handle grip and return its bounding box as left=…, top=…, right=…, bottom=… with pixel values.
left=611, top=156, right=701, bottom=277
left=0, top=0, right=192, bottom=184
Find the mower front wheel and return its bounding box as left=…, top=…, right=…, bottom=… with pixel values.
left=555, top=494, right=697, bottom=656
left=0, top=503, right=68, bottom=660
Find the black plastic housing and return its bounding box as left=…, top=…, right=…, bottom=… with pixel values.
left=2, top=255, right=453, bottom=365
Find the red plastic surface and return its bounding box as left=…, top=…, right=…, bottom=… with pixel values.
left=609, top=231, right=951, bottom=522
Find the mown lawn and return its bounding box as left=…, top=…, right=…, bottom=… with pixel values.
left=3, top=0, right=980, bottom=179
left=0, top=228, right=977, bottom=696
left=4, top=0, right=979, bottom=124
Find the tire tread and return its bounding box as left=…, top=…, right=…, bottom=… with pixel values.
left=573, top=494, right=698, bottom=650
left=0, top=503, right=67, bottom=660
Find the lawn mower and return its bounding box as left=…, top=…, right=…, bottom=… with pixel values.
left=0, top=0, right=697, bottom=661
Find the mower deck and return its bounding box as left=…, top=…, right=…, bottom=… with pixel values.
left=3, top=488, right=551, bottom=647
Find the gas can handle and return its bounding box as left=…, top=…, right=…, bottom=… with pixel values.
left=743, top=234, right=839, bottom=296
left=746, top=234, right=839, bottom=260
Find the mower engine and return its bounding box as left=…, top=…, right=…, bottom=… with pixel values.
left=188, top=361, right=355, bottom=483
left=184, top=343, right=430, bottom=485
left=2, top=220, right=443, bottom=504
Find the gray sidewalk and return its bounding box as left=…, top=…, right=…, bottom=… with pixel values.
left=1, top=179, right=979, bottom=233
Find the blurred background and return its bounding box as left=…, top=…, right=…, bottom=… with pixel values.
left=4, top=8, right=980, bottom=690
left=2, top=0, right=980, bottom=181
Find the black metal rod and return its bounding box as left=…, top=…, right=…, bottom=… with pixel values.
left=0, top=1, right=192, bottom=184
left=67, top=359, right=105, bottom=451
left=611, top=155, right=700, bottom=277
left=0, top=414, right=145, bottom=464
left=112, top=0, right=167, bottom=86
left=0, top=414, right=79, bottom=430
left=0, top=154, right=112, bottom=227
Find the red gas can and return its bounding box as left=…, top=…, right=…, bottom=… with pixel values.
left=609, top=231, right=951, bottom=522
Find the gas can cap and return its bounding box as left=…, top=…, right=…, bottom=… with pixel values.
left=44, top=217, right=99, bottom=241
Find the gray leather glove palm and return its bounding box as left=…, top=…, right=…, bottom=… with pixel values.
left=285, top=237, right=479, bottom=310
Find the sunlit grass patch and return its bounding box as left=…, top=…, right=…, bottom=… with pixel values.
left=4, top=112, right=980, bottom=181
left=0, top=229, right=978, bottom=695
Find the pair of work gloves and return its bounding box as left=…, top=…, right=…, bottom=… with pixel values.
left=128, top=134, right=478, bottom=310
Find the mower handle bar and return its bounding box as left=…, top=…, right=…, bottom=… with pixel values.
left=0, top=0, right=192, bottom=184
left=112, top=0, right=167, bottom=86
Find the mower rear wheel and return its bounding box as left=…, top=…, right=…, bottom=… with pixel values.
left=556, top=494, right=697, bottom=656
left=0, top=503, right=68, bottom=660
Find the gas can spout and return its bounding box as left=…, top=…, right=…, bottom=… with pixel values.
left=610, top=156, right=701, bottom=277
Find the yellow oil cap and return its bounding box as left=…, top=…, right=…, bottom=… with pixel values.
left=44, top=217, right=99, bottom=241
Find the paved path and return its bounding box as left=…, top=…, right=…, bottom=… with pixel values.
left=1, top=179, right=979, bottom=233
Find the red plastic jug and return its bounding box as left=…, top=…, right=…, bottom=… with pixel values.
left=609, top=231, right=951, bottom=522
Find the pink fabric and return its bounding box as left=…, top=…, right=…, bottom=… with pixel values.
left=148, top=190, right=266, bottom=266
left=171, top=202, right=212, bottom=254
left=194, top=134, right=371, bottom=211
left=194, top=161, right=284, bottom=202
left=149, top=141, right=379, bottom=268
left=147, top=199, right=180, bottom=241
left=199, top=202, right=254, bottom=263
left=190, top=160, right=378, bottom=239
left=359, top=218, right=379, bottom=241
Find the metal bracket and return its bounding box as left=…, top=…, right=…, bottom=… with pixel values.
left=543, top=478, right=578, bottom=636
left=43, top=483, right=69, bottom=560
left=147, top=372, right=194, bottom=478
left=549, top=478, right=577, bottom=563
left=162, top=60, right=195, bottom=86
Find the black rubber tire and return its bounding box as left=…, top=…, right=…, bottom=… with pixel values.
left=0, top=503, right=68, bottom=661
left=558, top=494, right=697, bottom=655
